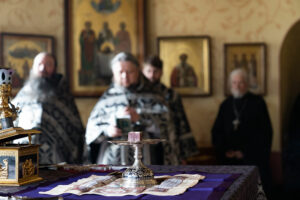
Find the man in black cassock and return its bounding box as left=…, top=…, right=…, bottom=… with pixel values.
left=211, top=68, right=273, bottom=197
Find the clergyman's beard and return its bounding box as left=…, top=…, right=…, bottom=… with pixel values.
left=24, top=74, right=56, bottom=101
left=231, top=88, right=246, bottom=99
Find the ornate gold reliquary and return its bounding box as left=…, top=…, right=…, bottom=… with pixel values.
left=0, top=68, right=42, bottom=186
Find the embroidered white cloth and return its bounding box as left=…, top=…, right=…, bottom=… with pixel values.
left=40, top=174, right=205, bottom=196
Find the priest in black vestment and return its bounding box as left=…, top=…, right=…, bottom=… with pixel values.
left=211, top=68, right=273, bottom=196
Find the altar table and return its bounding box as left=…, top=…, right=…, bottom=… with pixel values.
left=0, top=165, right=266, bottom=200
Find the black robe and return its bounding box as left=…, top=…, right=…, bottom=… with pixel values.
left=155, top=82, right=199, bottom=161
left=212, top=92, right=272, bottom=194
left=284, top=94, right=300, bottom=191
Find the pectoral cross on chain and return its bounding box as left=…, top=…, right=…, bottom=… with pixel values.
left=232, top=118, right=240, bottom=131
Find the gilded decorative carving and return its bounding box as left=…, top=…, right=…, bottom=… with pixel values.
left=22, top=159, right=35, bottom=178
left=0, top=84, right=17, bottom=120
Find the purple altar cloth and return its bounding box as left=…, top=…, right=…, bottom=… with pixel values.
left=13, top=170, right=240, bottom=200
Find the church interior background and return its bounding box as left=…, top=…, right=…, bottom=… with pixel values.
left=0, top=0, right=300, bottom=196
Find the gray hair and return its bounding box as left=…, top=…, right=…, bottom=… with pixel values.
left=228, top=68, right=249, bottom=85
left=110, top=52, right=139, bottom=69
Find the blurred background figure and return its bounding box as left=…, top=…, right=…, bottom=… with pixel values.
left=13, top=52, right=85, bottom=165
left=143, top=55, right=199, bottom=164
left=211, top=68, right=273, bottom=197
left=86, top=52, right=179, bottom=165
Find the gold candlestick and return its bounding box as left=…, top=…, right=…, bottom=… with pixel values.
left=0, top=68, right=18, bottom=129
